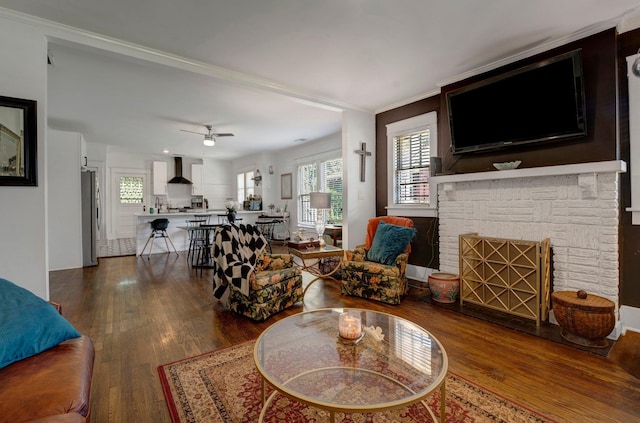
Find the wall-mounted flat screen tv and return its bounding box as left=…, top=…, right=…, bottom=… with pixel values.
left=447, top=49, right=587, bottom=154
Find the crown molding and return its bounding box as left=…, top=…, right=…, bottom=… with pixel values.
left=0, top=6, right=368, bottom=114
left=436, top=19, right=622, bottom=89
left=374, top=88, right=441, bottom=115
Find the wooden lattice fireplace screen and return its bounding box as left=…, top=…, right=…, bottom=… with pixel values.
left=459, top=233, right=551, bottom=326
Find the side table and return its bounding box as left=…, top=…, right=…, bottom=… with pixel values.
left=287, top=244, right=344, bottom=297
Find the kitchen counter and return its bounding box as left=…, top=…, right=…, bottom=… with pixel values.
left=134, top=209, right=264, bottom=217
left=135, top=210, right=263, bottom=255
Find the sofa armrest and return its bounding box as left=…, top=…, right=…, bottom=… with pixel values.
left=256, top=254, right=294, bottom=271
left=0, top=336, right=94, bottom=422
left=345, top=244, right=367, bottom=262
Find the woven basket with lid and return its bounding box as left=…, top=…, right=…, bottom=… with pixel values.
left=552, top=290, right=615, bottom=348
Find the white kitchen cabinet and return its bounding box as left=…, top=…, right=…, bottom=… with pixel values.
left=153, top=161, right=168, bottom=195
left=191, top=163, right=203, bottom=195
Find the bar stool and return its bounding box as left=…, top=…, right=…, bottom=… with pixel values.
left=255, top=219, right=278, bottom=253
left=139, top=218, right=179, bottom=259
left=186, top=218, right=208, bottom=263
left=194, top=213, right=212, bottom=224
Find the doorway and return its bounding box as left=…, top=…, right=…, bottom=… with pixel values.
left=111, top=169, right=148, bottom=239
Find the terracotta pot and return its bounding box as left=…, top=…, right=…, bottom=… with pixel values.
left=428, top=272, right=460, bottom=303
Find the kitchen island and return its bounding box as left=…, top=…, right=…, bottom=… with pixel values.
left=135, top=210, right=263, bottom=255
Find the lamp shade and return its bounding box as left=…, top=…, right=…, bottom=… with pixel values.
left=310, top=192, right=331, bottom=209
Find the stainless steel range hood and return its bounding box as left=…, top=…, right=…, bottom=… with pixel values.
left=168, top=157, right=192, bottom=184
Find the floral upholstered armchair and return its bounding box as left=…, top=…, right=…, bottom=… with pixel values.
left=212, top=224, right=303, bottom=321
left=341, top=217, right=416, bottom=305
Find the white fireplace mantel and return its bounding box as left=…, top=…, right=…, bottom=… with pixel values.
left=429, top=160, right=627, bottom=185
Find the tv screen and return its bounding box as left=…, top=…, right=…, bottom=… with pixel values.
left=447, top=49, right=587, bottom=154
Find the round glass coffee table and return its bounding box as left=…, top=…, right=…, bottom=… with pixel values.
left=254, top=308, right=448, bottom=422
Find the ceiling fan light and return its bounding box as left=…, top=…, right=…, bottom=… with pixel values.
left=203, top=138, right=215, bottom=147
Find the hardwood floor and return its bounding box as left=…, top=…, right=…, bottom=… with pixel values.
left=49, top=253, right=640, bottom=422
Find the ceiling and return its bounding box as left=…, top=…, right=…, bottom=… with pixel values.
left=1, top=1, right=640, bottom=160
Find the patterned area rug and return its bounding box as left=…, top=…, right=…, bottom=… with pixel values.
left=98, top=238, right=136, bottom=258
left=158, top=341, right=556, bottom=423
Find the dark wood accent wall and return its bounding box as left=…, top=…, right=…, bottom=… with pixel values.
left=374, top=28, right=640, bottom=308
left=376, top=97, right=441, bottom=269
left=438, top=28, right=618, bottom=174
left=618, top=28, right=640, bottom=308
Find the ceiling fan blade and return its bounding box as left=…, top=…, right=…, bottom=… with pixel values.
left=211, top=133, right=234, bottom=137
left=180, top=129, right=206, bottom=136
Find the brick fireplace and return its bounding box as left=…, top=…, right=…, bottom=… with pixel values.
left=430, top=160, right=626, bottom=334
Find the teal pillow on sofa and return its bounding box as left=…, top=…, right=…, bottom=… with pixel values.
left=0, top=278, right=81, bottom=369
left=366, top=221, right=417, bottom=266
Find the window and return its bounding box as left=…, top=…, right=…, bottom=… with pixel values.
left=119, top=176, right=143, bottom=204
left=394, top=130, right=430, bottom=205
left=237, top=170, right=255, bottom=203
left=387, top=112, right=438, bottom=217
left=297, top=157, right=343, bottom=226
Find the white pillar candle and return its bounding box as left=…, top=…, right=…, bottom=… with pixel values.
left=339, top=312, right=362, bottom=339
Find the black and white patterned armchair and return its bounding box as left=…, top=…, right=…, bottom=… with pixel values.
left=212, top=224, right=303, bottom=321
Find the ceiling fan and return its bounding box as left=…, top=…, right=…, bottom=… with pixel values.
left=180, top=125, right=234, bottom=147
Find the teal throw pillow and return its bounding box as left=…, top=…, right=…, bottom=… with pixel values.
left=0, top=278, right=81, bottom=369
left=366, top=221, right=416, bottom=265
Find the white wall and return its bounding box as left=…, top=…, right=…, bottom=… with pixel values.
left=271, top=133, right=341, bottom=222
left=342, top=110, right=376, bottom=249
left=0, top=16, right=49, bottom=298
left=47, top=129, right=83, bottom=270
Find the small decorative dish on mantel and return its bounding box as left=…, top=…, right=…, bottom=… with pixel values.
left=493, top=160, right=521, bottom=171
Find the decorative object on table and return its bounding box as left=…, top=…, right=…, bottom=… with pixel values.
left=247, top=194, right=262, bottom=211
left=287, top=239, right=320, bottom=250
left=342, top=216, right=415, bottom=305
left=310, top=192, right=332, bottom=245
left=354, top=142, right=372, bottom=182
left=338, top=311, right=362, bottom=340
left=492, top=160, right=521, bottom=170
left=280, top=172, right=292, bottom=199
left=293, top=228, right=307, bottom=241
left=0, top=95, right=37, bottom=186
left=363, top=325, right=385, bottom=342
left=158, top=341, right=557, bottom=423
left=551, top=290, right=615, bottom=348
left=225, top=200, right=238, bottom=223
left=428, top=272, right=460, bottom=303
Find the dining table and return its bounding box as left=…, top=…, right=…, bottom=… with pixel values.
left=177, top=224, right=221, bottom=269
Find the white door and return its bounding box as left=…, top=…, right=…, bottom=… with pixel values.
left=112, top=169, right=148, bottom=239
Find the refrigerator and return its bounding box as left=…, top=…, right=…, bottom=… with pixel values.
left=81, top=170, right=99, bottom=266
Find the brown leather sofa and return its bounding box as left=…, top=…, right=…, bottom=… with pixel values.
left=0, top=335, right=94, bottom=422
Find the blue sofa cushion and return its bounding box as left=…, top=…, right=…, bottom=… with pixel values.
left=0, top=278, right=81, bottom=369
left=366, top=221, right=416, bottom=266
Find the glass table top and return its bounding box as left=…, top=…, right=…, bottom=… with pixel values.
left=254, top=308, right=448, bottom=411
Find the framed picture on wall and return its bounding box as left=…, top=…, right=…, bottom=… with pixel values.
left=0, top=95, right=37, bottom=186
left=281, top=173, right=292, bottom=199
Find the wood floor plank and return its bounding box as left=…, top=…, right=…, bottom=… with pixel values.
left=49, top=253, right=640, bottom=423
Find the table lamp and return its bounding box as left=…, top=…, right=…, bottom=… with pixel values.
left=310, top=192, right=331, bottom=245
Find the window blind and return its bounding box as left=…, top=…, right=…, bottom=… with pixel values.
left=394, top=129, right=430, bottom=204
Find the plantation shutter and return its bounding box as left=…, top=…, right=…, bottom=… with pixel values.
left=321, top=159, right=343, bottom=224
left=394, top=129, right=430, bottom=204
